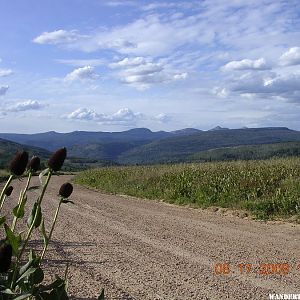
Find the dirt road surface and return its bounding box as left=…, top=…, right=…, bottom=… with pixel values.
left=2, top=175, right=300, bottom=300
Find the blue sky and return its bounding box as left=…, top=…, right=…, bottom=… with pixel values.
left=0, top=0, right=300, bottom=133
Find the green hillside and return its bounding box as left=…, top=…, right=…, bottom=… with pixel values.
left=0, top=138, right=50, bottom=169
left=68, top=140, right=148, bottom=161
left=188, top=141, right=300, bottom=162
left=118, top=127, right=300, bottom=164
left=0, top=138, right=116, bottom=172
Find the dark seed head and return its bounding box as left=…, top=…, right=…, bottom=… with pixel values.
left=28, top=156, right=40, bottom=172
left=4, top=186, right=13, bottom=196
left=0, top=240, right=12, bottom=273
left=9, top=150, right=29, bottom=176
left=48, top=147, right=67, bottom=171
left=59, top=182, right=73, bottom=198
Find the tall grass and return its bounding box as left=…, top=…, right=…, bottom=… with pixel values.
left=74, top=157, right=300, bottom=220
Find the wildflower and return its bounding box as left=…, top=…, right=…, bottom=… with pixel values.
left=0, top=240, right=12, bottom=273
left=28, top=156, right=40, bottom=172
left=48, top=148, right=67, bottom=171
left=4, top=186, right=13, bottom=196
left=59, top=183, right=73, bottom=198
left=9, top=151, right=29, bottom=176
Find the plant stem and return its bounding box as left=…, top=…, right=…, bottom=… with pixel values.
left=0, top=174, right=13, bottom=214
left=0, top=195, right=7, bottom=212
left=18, top=170, right=52, bottom=260
left=11, top=172, right=32, bottom=232
left=10, top=170, right=53, bottom=289
left=40, top=197, right=63, bottom=261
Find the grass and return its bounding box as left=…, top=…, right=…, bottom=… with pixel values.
left=74, top=157, right=300, bottom=220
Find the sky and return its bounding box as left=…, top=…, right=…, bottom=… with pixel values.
left=0, top=0, right=300, bottom=133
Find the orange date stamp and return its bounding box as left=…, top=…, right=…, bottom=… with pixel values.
left=211, top=263, right=300, bottom=276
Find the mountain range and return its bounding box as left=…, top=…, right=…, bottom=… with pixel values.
left=0, top=127, right=300, bottom=166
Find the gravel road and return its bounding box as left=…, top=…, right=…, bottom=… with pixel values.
left=2, top=175, right=300, bottom=300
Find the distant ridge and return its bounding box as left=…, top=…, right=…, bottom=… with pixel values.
left=0, top=127, right=299, bottom=165
left=0, top=128, right=200, bottom=151
left=171, top=128, right=201, bottom=135
left=209, top=126, right=229, bottom=131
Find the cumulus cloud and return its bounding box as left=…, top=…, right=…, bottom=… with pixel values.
left=110, top=56, right=187, bottom=89
left=231, top=72, right=300, bottom=103
left=65, top=66, right=100, bottom=82
left=173, top=72, right=188, bottom=80
left=109, top=57, right=148, bottom=68
left=66, top=108, right=99, bottom=121
left=155, top=113, right=171, bottom=123
left=6, top=100, right=45, bottom=112
left=0, top=86, right=9, bottom=96
left=0, top=69, right=13, bottom=77
left=222, top=58, right=270, bottom=71
left=33, top=29, right=81, bottom=45
left=212, top=87, right=229, bottom=98
left=66, top=107, right=142, bottom=125
left=279, top=47, right=300, bottom=66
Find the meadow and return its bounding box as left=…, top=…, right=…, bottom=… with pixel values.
left=74, top=157, right=300, bottom=220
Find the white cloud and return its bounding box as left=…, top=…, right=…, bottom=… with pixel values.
left=109, top=57, right=148, bottom=68
left=212, top=87, right=229, bottom=98
left=33, top=29, right=81, bottom=45
left=0, top=69, right=13, bottom=77
left=222, top=58, right=270, bottom=71
left=155, top=113, right=171, bottom=123
left=104, top=0, right=137, bottom=7
left=6, top=100, right=45, bottom=112
left=173, top=72, right=188, bottom=80
left=66, top=108, right=99, bottom=121
left=279, top=47, right=300, bottom=66
left=0, top=86, right=9, bottom=96
left=231, top=72, right=300, bottom=103
left=56, top=59, right=105, bottom=67
left=65, top=66, right=100, bottom=82
left=142, top=2, right=183, bottom=11
left=110, top=56, right=187, bottom=89
left=33, top=14, right=215, bottom=56
left=66, top=107, right=142, bottom=125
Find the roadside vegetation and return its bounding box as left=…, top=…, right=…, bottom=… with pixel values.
left=188, top=141, right=300, bottom=162
left=75, top=157, right=300, bottom=220
left=0, top=149, right=104, bottom=299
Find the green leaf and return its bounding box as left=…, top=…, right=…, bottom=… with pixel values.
left=19, top=260, right=33, bottom=277
left=16, top=267, right=37, bottom=284
left=13, top=293, right=32, bottom=300
left=30, top=267, right=44, bottom=285
left=0, top=216, right=6, bottom=227
left=38, top=277, right=65, bottom=292
left=39, top=168, right=49, bottom=185
left=35, top=292, right=51, bottom=300
left=4, top=223, right=20, bottom=256
left=1, top=288, right=15, bottom=295
left=13, top=195, right=27, bottom=219
left=19, top=251, right=39, bottom=277
left=27, top=202, right=42, bottom=228
left=41, top=220, right=49, bottom=245
left=98, top=289, right=105, bottom=300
